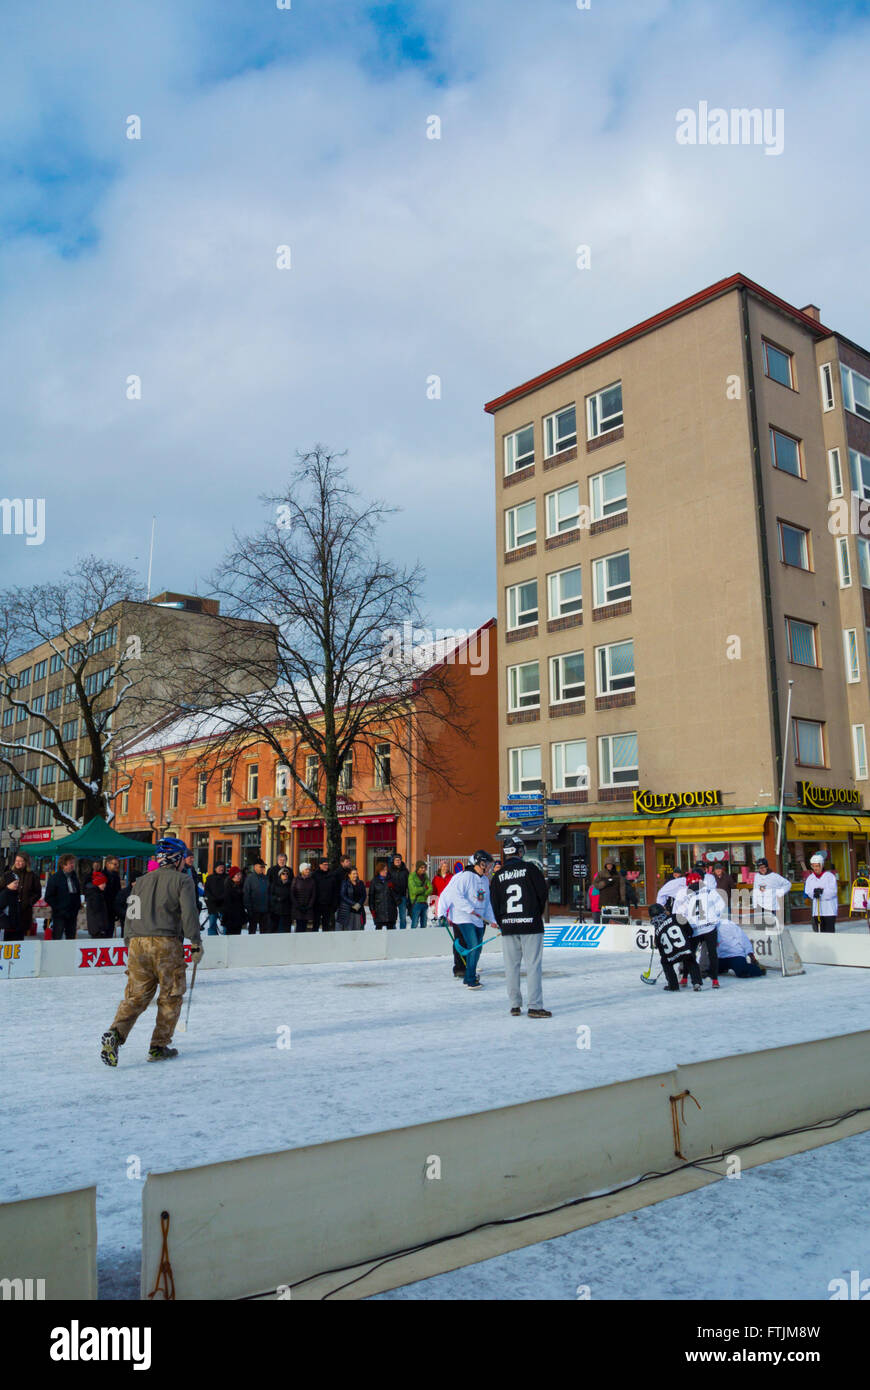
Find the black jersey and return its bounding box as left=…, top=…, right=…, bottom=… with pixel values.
left=489, top=861, right=548, bottom=934
left=653, top=911, right=694, bottom=963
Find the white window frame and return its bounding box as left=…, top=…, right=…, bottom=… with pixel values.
left=144, top=781, right=153, bottom=813
left=247, top=763, right=259, bottom=801
left=828, top=448, right=843, bottom=499
left=543, top=404, right=577, bottom=457
left=596, top=640, right=636, bottom=696
left=221, top=768, right=232, bottom=803
left=547, top=566, right=582, bottom=620
left=589, top=463, right=627, bottom=522
left=837, top=537, right=852, bottom=588
left=849, top=449, right=870, bottom=500
left=507, top=661, right=541, bottom=713
left=819, top=362, right=836, bottom=412
left=762, top=339, right=794, bottom=389
left=853, top=724, right=868, bottom=781
left=506, top=579, right=539, bottom=631
left=305, top=754, right=319, bottom=791
left=196, top=770, right=208, bottom=806
left=549, top=650, right=585, bottom=704
left=551, top=739, right=589, bottom=793
left=545, top=483, right=581, bottom=537
left=505, top=499, right=536, bottom=552
left=374, top=742, right=391, bottom=789
left=592, top=549, right=631, bottom=607
left=338, top=752, right=353, bottom=791
left=509, top=744, right=542, bottom=795
left=859, top=538, right=870, bottom=589
left=169, top=775, right=179, bottom=809
left=841, top=363, right=870, bottom=422
left=844, top=629, right=861, bottom=683
left=598, top=731, right=639, bottom=789
left=586, top=381, right=624, bottom=440
left=504, top=424, right=535, bottom=476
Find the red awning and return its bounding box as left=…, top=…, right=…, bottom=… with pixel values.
left=292, top=815, right=398, bottom=828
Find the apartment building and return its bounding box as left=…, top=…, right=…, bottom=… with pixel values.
left=486, top=273, right=870, bottom=916
left=0, top=591, right=276, bottom=850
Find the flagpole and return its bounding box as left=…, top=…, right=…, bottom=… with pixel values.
left=775, top=679, right=795, bottom=863
left=146, top=517, right=156, bottom=599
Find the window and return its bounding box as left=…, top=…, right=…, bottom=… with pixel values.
left=121, top=789, right=129, bottom=815
left=41, top=763, right=56, bottom=785
left=785, top=618, right=818, bottom=667
left=374, top=743, right=391, bottom=788
left=544, top=404, right=577, bottom=456
left=509, top=745, right=542, bottom=794
left=64, top=684, right=75, bottom=703
left=62, top=720, right=78, bottom=742
left=837, top=537, right=852, bottom=588
left=21, top=804, right=36, bottom=829
left=83, top=667, right=113, bottom=697
left=596, top=640, right=635, bottom=695
left=552, top=739, right=588, bottom=792
left=304, top=755, right=319, bottom=791
left=47, top=687, right=61, bottom=710
left=15, top=705, right=26, bottom=723
left=598, top=732, right=639, bottom=787
left=844, top=629, right=861, bottom=683
left=589, top=463, right=627, bottom=521
left=169, top=775, right=179, bottom=809
left=793, top=719, right=825, bottom=768
left=841, top=364, right=870, bottom=422
left=770, top=427, right=802, bottom=477
left=31, top=694, right=44, bottom=714
left=44, top=728, right=56, bottom=747
left=853, top=725, right=868, bottom=781
left=849, top=449, right=870, bottom=500
left=507, top=661, right=541, bottom=712
left=38, top=802, right=52, bottom=828
left=859, top=539, right=870, bottom=589
left=505, top=500, right=536, bottom=552
left=247, top=764, right=259, bottom=800
left=49, top=653, right=64, bottom=675
left=18, top=667, right=31, bottom=687
left=338, top=752, right=353, bottom=791
left=779, top=521, right=810, bottom=570
left=762, top=340, right=794, bottom=388
left=592, top=549, right=631, bottom=606
left=58, top=799, right=73, bottom=820
left=506, top=579, right=539, bottom=630
left=1, top=708, right=12, bottom=727
left=29, top=730, right=42, bottom=749
left=33, top=660, right=47, bottom=682
left=547, top=566, right=582, bottom=619
left=504, top=424, right=535, bottom=475
left=550, top=650, right=585, bottom=703
left=586, top=382, right=623, bottom=439
left=276, top=764, right=290, bottom=796
left=819, top=362, right=836, bottom=412
left=546, top=483, right=581, bottom=536
left=828, top=449, right=844, bottom=499
left=195, top=771, right=208, bottom=806
left=221, top=768, right=232, bottom=803
left=77, top=755, right=91, bottom=778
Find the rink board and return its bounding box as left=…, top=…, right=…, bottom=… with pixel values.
left=0, top=1186, right=97, bottom=1300
left=141, top=1027, right=870, bottom=1300
left=8, top=922, right=870, bottom=980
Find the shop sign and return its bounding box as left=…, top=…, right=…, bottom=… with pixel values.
left=632, top=789, right=722, bottom=814
left=797, top=781, right=862, bottom=810
left=20, top=829, right=53, bottom=843
left=237, top=808, right=260, bottom=820
left=336, top=798, right=361, bottom=815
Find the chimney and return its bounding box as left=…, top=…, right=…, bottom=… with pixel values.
left=800, top=304, right=821, bottom=322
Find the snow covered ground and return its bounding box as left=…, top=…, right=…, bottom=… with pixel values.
left=2, top=947, right=868, bottom=1298
left=373, top=1129, right=870, bottom=1301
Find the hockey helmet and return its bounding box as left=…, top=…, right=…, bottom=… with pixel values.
left=502, top=837, right=526, bottom=858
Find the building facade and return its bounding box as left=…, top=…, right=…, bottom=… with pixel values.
left=113, top=623, right=499, bottom=876
left=487, top=274, right=870, bottom=918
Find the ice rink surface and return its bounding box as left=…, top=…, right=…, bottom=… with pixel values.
left=2, top=946, right=868, bottom=1298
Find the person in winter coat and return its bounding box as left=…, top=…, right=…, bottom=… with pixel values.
left=709, top=861, right=734, bottom=913
left=312, top=858, right=340, bottom=932
left=716, top=919, right=766, bottom=978
left=243, top=859, right=272, bottom=933
left=337, top=868, right=367, bottom=930
left=290, top=862, right=317, bottom=932
left=672, top=871, right=723, bottom=988
left=387, top=854, right=411, bottom=929
left=408, top=860, right=433, bottom=929
left=369, top=860, right=398, bottom=929
left=270, top=868, right=295, bottom=932
left=0, top=870, right=26, bottom=942
left=437, top=851, right=496, bottom=988
left=9, top=852, right=40, bottom=937
left=441, top=861, right=465, bottom=977
left=84, top=870, right=112, bottom=938
left=45, top=854, right=83, bottom=941
left=267, top=854, right=292, bottom=931
left=432, top=860, right=452, bottom=899
left=804, top=853, right=838, bottom=932
left=203, top=863, right=227, bottom=935
left=591, top=858, right=627, bottom=921
left=221, top=868, right=247, bottom=935
left=103, top=857, right=123, bottom=930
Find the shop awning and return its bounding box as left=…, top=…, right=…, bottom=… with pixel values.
left=785, top=814, right=859, bottom=838
left=853, top=815, right=870, bottom=835
left=589, top=818, right=673, bottom=842
left=668, top=813, right=770, bottom=840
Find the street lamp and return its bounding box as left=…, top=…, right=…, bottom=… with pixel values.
left=261, top=797, right=275, bottom=864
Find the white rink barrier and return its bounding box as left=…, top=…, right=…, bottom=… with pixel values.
left=7, top=920, right=870, bottom=980
left=142, top=1028, right=870, bottom=1300
left=0, top=1186, right=97, bottom=1300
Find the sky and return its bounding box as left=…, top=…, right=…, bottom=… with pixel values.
left=1, top=0, right=869, bottom=632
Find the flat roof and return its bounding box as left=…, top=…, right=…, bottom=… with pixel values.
left=483, top=273, right=833, bottom=415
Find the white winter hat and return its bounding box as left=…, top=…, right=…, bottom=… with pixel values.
left=810, top=853, right=824, bottom=865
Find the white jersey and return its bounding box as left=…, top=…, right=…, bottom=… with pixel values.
left=716, top=919, right=753, bottom=960
left=672, top=886, right=723, bottom=936
left=437, top=868, right=494, bottom=927
left=804, top=870, right=838, bottom=913
left=751, top=871, right=791, bottom=916
left=656, top=875, right=686, bottom=907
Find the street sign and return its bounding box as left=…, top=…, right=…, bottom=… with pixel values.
left=506, top=794, right=544, bottom=802
left=500, top=803, right=542, bottom=812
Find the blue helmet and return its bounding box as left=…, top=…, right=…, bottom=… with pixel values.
left=155, top=836, right=188, bottom=867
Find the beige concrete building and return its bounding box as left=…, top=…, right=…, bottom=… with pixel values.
left=486, top=274, right=870, bottom=918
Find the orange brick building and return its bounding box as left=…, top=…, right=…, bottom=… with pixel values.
left=113, top=623, right=498, bottom=878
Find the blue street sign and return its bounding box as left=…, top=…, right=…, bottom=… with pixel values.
left=506, top=793, right=545, bottom=801
left=500, top=803, right=541, bottom=811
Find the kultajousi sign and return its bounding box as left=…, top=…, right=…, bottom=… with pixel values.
left=796, top=781, right=862, bottom=810
left=632, top=789, right=722, bottom=814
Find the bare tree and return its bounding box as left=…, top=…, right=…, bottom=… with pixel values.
left=176, top=447, right=475, bottom=865
left=0, top=557, right=154, bottom=829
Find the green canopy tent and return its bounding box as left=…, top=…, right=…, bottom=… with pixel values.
left=23, top=817, right=156, bottom=863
